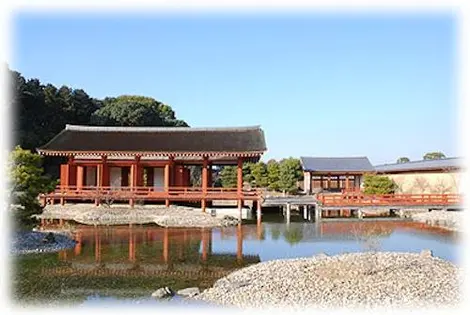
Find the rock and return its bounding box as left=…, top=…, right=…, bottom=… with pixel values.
left=420, top=249, right=433, bottom=258
left=177, top=287, right=200, bottom=297
left=151, top=286, right=174, bottom=299
left=314, top=252, right=329, bottom=260
left=42, top=232, right=56, bottom=244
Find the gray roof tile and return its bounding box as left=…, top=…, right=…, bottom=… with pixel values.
left=374, top=157, right=463, bottom=173
left=300, top=157, right=374, bottom=172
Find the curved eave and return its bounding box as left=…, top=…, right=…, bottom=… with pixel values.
left=36, top=149, right=266, bottom=158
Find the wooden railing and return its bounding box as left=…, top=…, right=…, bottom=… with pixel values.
left=41, top=185, right=262, bottom=204
left=317, top=193, right=462, bottom=207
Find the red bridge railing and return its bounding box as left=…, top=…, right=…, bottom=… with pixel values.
left=40, top=185, right=262, bottom=205
left=317, top=193, right=462, bottom=207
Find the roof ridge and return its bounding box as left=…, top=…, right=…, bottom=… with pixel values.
left=65, top=124, right=262, bottom=132
left=301, top=156, right=369, bottom=159
left=375, top=157, right=461, bottom=167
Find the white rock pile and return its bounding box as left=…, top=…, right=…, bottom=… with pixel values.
left=193, top=251, right=463, bottom=310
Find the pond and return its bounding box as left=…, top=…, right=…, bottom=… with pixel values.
left=12, top=214, right=461, bottom=307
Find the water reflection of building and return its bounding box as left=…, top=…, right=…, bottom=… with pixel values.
left=51, top=224, right=262, bottom=280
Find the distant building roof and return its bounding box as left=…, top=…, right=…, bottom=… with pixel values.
left=374, top=157, right=463, bottom=173
left=37, top=124, right=267, bottom=157
left=300, top=156, right=374, bottom=173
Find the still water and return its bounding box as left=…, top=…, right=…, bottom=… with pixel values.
left=13, top=214, right=461, bottom=307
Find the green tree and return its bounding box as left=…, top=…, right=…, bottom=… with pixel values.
left=250, top=162, right=269, bottom=187
left=91, top=95, right=188, bottom=127
left=8, top=146, right=57, bottom=227
left=279, top=158, right=303, bottom=194
left=220, top=166, right=237, bottom=188
left=396, top=157, right=410, bottom=164
left=243, top=162, right=254, bottom=185
left=423, top=152, right=446, bottom=160
left=363, top=174, right=397, bottom=195
left=267, top=159, right=281, bottom=191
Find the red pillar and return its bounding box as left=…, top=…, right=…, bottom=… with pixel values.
left=101, top=155, right=109, bottom=187
left=202, top=156, right=208, bottom=212
left=164, top=158, right=172, bottom=207
left=237, top=157, right=243, bottom=209
left=76, top=165, right=84, bottom=190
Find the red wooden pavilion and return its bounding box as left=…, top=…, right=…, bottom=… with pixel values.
left=37, top=125, right=267, bottom=211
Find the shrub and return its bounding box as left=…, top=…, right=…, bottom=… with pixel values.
left=363, top=174, right=397, bottom=195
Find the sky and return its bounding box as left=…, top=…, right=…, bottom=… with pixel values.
left=10, top=12, right=458, bottom=164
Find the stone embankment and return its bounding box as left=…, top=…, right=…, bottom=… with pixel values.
left=192, top=251, right=462, bottom=310
left=34, top=204, right=240, bottom=228
left=410, top=211, right=463, bottom=232
left=11, top=231, right=76, bottom=255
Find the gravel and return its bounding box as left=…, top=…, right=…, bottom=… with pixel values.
left=11, top=231, right=76, bottom=255
left=411, top=211, right=463, bottom=232
left=192, top=251, right=463, bottom=310
left=34, top=204, right=240, bottom=228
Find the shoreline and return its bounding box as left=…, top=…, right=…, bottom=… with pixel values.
left=191, top=251, right=462, bottom=309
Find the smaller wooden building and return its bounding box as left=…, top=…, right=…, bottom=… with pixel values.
left=300, top=156, right=375, bottom=194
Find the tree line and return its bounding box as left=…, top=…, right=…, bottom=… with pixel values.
left=396, top=151, right=447, bottom=164
left=10, top=67, right=188, bottom=152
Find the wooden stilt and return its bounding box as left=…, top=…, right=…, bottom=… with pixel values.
left=163, top=228, right=169, bottom=263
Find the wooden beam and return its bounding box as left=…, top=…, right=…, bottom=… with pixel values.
left=237, top=157, right=243, bottom=195
left=76, top=165, right=84, bottom=190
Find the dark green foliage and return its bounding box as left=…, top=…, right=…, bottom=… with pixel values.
left=423, top=151, right=446, bottom=160
left=363, top=174, right=397, bottom=195
left=396, top=157, right=410, bottom=164
left=250, top=162, right=269, bottom=187
left=90, top=95, right=188, bottom=127
left=8, top=146, right=57, bottom=227
left=278, top=158, right=303, bottom=194
left=267, top=159, right=281, bottom=191
left=9, top=67, right=188, bottom=176
left=220, top=166, right=237, bottom=188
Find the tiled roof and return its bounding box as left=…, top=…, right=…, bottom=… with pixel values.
left=300, top=156, right=374, bottom=172
left=374, top=157, right=463, bottom=173
left=37, top=124, right=266, bottom=155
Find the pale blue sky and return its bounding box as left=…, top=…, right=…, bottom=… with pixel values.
left=11, top=12, right=458, bottom=164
